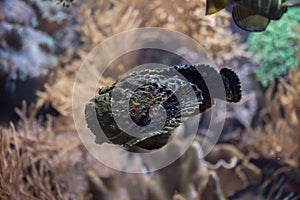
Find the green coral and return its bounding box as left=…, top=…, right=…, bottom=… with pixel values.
left=247, top=7, right=300, bottom=87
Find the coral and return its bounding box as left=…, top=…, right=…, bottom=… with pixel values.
left=1, top=102, right=262, bottom=200
left=0, top=104, right=70, bottom=199
left=75, top=0, right=142, bottom=47
left=0, top=0, right=76, bottom=122
left=0, top=0, right=57, bottom=80
left=203, top=144, right=261, bottom=197
left=241, top=45, right=300, bottom=167
left=247, top=7, right=300, bottom=87
left=36, top=63, right=79, bottom=117
left=130, top=0, right=247, bottom=65
left=38, top=0, right=247, bottom=118
left=75, top=0, right=246, bottom=65
left=0, top=102, right=109, bottom=199
left=54, top=0, right=74, bottom=8
left=84, top=141, right=228, bottom=200
left=0, top=108, right=296, bottom=200
left=35, top=0, right=142, bottom=116
left=0, top=0, right=74, bottom=80
left=3, top=0, right=297, bottom=199
left=232, top=34, right=300, bottom=199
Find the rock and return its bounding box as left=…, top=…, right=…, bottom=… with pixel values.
left=0, top=0, right=75, bottom=123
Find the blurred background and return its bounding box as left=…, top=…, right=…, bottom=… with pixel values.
left=0, top=0, right=300, bottom=199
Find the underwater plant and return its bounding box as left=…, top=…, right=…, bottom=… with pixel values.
left=247, top=7, right=300, bottom=87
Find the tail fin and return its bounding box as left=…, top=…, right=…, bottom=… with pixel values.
left=206, top=0, right=227, bottom=15
left=220, top=68, right=242, bottom=103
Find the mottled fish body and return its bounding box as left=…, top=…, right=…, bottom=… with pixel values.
left=85, top=64, right=242, bottom=150
left=206, top=0, right=300, bottom=31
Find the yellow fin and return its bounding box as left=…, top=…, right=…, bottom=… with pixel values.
left=205, top=0, right=227, bottom=15
left=285, top=0, right=300, bottom=6
left=232, top=5, right=270, bottom=32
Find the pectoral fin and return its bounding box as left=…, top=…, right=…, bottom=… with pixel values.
left=232, top=5, right=270, bottom=32
left=205, top=0, right=227, bottom=15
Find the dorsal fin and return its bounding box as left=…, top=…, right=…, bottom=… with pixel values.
left=205, top=0, right=227, bottom=15
left=232, top=5, right=270, bottom=32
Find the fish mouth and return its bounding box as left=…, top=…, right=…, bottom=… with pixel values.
left=84, top=100, right=105, bottom=143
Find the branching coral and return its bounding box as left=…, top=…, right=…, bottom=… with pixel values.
left=36, top=63, right=80, bottom=117
left=129, top=0, right=246, bottom=65
left=35, top=0, right=142, bottom=116
left=74, top=0, right=245, bottom=64
left=242, top=46, right=300, bottom=167
left=247, top=7, right=300, bottom=87
left=0, top=0, right=275, bottom=199
left=0, top=102, right=94, bottom=199
left=84, top=141, right=227, bottom=200
left=0, top=105, right=68, bottom=199
left=75, top=0, right=142, bottom=47
left=37, top=0, right=247, bottom=117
